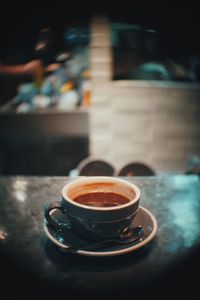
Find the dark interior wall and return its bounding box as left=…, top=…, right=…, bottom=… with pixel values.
left=0, top=2, right=91, bottom=64
left=0, top=2, right=199, bottom=63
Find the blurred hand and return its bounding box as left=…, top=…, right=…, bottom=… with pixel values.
left=0, top=60, right=60, bottom=76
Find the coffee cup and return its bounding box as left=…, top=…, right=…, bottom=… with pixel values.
left=45, top=177, right=141, bottom=241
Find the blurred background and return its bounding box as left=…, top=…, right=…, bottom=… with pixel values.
left=0, top=1, right=199, bottom=176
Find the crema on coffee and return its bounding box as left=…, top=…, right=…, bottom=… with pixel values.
left=73, top=192, right=130, bottom=207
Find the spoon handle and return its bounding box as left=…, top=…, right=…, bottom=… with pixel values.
left=67, top=228, right=143, bottom=253
left=68, top=239, right=115, bottom=253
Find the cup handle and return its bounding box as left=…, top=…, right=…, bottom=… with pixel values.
left=44, top=201, right=69, bottom=230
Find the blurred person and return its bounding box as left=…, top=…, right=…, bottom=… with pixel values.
left=0, top=59, right=60, bottom=105
left=0, top=25, right=63, bottom=105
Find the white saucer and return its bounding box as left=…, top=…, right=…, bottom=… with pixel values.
left=44, top=206, right=158, bottom=257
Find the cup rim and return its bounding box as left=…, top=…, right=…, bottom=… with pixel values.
left=62, top=176, right=141, bottom=211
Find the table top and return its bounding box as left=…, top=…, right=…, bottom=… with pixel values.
left=0, top=175, right=200, bottom=298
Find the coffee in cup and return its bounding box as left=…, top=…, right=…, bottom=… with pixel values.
left=73, top=191, right=130, bottom=207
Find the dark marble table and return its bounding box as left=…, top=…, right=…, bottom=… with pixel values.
left=0, top=175, right=200, bottom=299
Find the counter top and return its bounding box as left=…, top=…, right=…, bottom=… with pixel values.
left=0, top=175, right=200, bottom=298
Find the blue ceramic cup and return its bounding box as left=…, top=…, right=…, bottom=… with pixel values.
left=45, top=177, right=141, bottom=241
